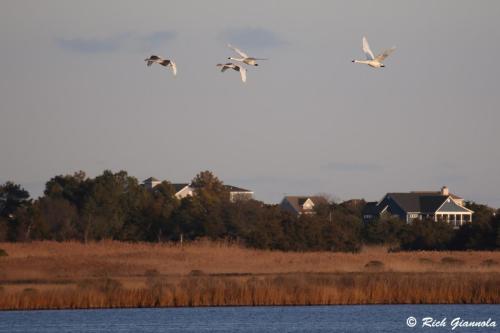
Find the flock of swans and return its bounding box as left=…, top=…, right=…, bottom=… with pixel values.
left=144, top=36, right=396, bottom=83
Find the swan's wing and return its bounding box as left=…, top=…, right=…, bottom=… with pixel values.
left=239, top=67, right=247, bottom=83
left=375, top=47, right=396, bottom=62
left=158, top=59, right=170, bottom=66
left=228, top=44, right=248, bottom=58
left=216, top=63, right=231, bottom=72
left=362, top=36, right=375, bottom=60
left=170, top=61, right=177, bottom=76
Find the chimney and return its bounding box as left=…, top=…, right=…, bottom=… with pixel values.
left=441, top=186, right=449, bottom=196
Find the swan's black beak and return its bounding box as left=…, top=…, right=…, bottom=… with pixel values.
left=227, top=57, right=231, bottom=60
left=255, top=64, right=259, bottom=66
left=351, top=60, right=355, bottom=63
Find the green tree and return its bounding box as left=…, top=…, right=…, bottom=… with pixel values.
left=0, top=182, right=30, bottom=218
left=400, top=219, right=454, bottom=250
left=465, top=201, right=495, bottom=224
left=139, top=181, right=179, bottom=242
left=78, top=170, right=142, bottom=241
left=0, top=182, right=31, bottom=241
left=363, top=216, right=407, bottom=245
left=44, top=171, right=88, bottom=209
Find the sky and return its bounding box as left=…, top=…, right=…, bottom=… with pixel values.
left=1, top=1, right=500, bottom=206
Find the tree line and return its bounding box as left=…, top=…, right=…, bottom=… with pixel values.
left=1, top=170, right=499, bottom=251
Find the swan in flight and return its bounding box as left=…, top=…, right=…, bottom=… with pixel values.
left=227, top=44, right=267, bottom=66
left=216, top=63, right=247, bottom=82
left=144, top=55, right=177, bottom=76
left=352, top=37, right=396, bottom=68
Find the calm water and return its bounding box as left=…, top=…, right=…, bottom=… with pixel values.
left=0, top=305, right=498, bottom=333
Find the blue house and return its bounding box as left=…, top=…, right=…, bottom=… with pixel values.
left=362, top=186, right=473, bottom=227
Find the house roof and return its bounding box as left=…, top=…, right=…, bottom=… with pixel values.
left=362, top=202, right=379, bottom=215
left=387, top=192, right=452, bottom=213
left=224, top=185, right=252, bottom=193
left=172, top=183, right=190, bottom=192
left=143, top=177, right=159, bottom=182
left=282, top=196, right=328, bottom=214
left=410, top=191, right=463, bottom=200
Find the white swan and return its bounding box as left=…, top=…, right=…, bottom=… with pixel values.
left=352, top=37, right=395, bottom=68
left=144, top=55, right=177, bottom=76
left=216, top=63, right=247, bottom=82
left=227, top=44, right=267, bottom=66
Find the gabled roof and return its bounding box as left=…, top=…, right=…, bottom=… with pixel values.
left=224, top=185, right=252, bottom=193
left=282, top=196, right=328, bottom=214
left=410, top=191, right=463, bottom=200
left=386, top=193, right=448, bottom=213
left=143, top=177, right=159, bottom=182
left=172, top=183, right=190, bottom=193
left=362, top=202, right=379, bottom=215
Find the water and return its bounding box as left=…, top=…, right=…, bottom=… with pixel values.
left=0, top=305, right=498, bottom=333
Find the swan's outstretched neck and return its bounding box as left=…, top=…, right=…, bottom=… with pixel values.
left=352, top=60, right=369, bottom=64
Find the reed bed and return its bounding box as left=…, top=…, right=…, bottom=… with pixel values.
left=0, top=241, right=499, bottom=309
left=0, top=272, right=499, bottom=310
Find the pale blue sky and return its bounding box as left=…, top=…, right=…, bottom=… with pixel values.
left=1, top=1, right=500, bottom=206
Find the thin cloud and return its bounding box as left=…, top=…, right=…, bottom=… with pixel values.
left=143, top=31, right=176, bottom=47
left=219, top=27, right=287, bottom=49
left=323, top=162, right=383, bottom=173
left=55, top=31, right=176, bottom=54
left=56, top=35, right=125, bottom=53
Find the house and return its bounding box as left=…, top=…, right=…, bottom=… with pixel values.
left=224, top=185, right=254, bottom=202
left=143, top=177, right=161, bottom=190
left=280, top=196, right=329, bottom=216
left=173, top=183, right=253, bottom=202
left=172, top=183, right=194, bottom=199
left=142, top=178, right=253, bottom=202
left=362, top=186, right=473, bottom=227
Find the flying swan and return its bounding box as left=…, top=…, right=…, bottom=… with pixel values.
left=144, top=55, right=177, bottom=76
left=227, top=44, right=267, bottom=66
left=216, top=63, right=247, bottom=82
left=352, top=37, right=395, bottom=68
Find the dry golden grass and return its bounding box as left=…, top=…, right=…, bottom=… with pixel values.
left=0, top=241, right=499, bottom=309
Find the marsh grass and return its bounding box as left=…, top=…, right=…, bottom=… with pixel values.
left=0, top=241, right=499, bottom=309
left=481, top=259, right=499, bottom=267
left=0, top=272, right=499, bottom=310
left=441, top=257, right=465, bottom=266
left=364, top=260, right=385, bottom=271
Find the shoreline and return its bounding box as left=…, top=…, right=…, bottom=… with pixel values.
left=2, top=302, right=500, bottom=312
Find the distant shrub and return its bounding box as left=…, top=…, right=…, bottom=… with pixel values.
left=441, top=257, right=465, bottom=266
left=481, top=259, right=499, bottom=267
left=145, top=269, right=160, bottom=278
left=364, top=260, right=385, bottom=270
left=419, top=258, right=434, bottom=265
left=189, top=269, right=205, bottom=276
left=144, top=269, right=171, bottom=292
left=0, top=249, right=7, bottom=257
left=22, top=288, right=38, bottom=294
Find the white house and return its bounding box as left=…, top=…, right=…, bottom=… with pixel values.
left=143, top=178, right=253, bottom=202
left=362, top=186, right=473, bottom=227
left=280, top=196, right=329, bottom=216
